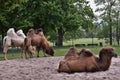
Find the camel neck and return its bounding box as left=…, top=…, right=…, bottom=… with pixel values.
left=98, top=55, right=112, bottom=71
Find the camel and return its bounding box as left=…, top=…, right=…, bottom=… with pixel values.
left=3, top=28, right=34, bottom=60
left=58, top=46, right=117, bottom=73
left=25, top=28, right=54, bottom=57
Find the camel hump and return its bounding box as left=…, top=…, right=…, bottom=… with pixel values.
left=83, top=51, right=93, bottom=57
left=64, top=47, right=78, bottom=59
left=79, top=48, right=94, bottom=57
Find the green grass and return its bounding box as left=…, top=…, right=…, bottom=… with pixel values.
left=0, top=38, right=120, bottom=60
left=63, top=38, right=106, bottom=46
left=54, top=46, right=120, bottom=56
left=0, top=52, right=21, bottom=60
left=0, top=46, right=119, bottom=61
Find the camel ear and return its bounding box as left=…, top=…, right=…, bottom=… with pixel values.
left=84, top=51, right=93, bottom=57
left=100, top=48, right=108, bottom=54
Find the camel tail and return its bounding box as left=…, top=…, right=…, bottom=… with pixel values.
left=3, top=37, right=7, bottom=47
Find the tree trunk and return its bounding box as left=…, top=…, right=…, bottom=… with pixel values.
left=57, top=27, right=64, bottom=46
left=108, top=6, right=112, bottom=45
left=116, top=11, right=120, bottom=46
left=108, top=1, right=116, bottom=45
left=109, top=22, right=112, bottom=45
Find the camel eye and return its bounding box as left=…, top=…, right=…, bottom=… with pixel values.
left=109, top=51, right=114, bottom=54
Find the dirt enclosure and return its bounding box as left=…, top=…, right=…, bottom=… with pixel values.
left=0, top=56, right=120, bottom=80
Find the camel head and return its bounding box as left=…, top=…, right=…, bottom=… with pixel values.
left=44, top=46, right=54, bottom=56
left=99, top=46, right=117, bottom=58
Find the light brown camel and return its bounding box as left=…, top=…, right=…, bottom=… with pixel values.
left=25, top=28, right=54, bottom=57
left=58, top=46, right=117, bottom=73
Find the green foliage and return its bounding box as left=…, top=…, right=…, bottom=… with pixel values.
left=19, top=0, right=95, bottom=32
left=0, top=0, right=28, bottom=10
left=0, top=0, right=29, bottom=37
left=94, top=0, right=120, bottom=45
left=0, top=0, right=95, bottom=45
left=0, top=45, right=120, bottom=60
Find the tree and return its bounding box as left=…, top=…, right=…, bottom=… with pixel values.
left=19, top=0, right=94, bottom=46
left=115, top=11, right=120, bottom=45
left=0, top=0, right=28, bottom=10
left=55, top=0, right=95, bottom=46
left=94, top=0, right=120, bottom=45
left=0, top=0, right=95, bottom=47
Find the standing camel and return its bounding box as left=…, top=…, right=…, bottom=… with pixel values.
left=3, top=28, right=34, bottom=60
left=25, top=28, right=54, bottom=57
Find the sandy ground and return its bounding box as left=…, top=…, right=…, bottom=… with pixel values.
left=0, top=56, right=120, bottom=80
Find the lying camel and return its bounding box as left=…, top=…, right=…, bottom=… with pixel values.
left=58, top=46, right=117, bottom=73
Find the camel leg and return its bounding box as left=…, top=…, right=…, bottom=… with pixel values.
left=24, top=49, right=30, bottom=59
left=24, top=50, right=28, bottom=59
left=21, top=48, right=26, bottom=59
left=27, top=52, right=33, bottom=58
left=4, top=53, right=8, bottom=60
left=37, top=52, right=39, bottom=57
left=21, top=52, right=24, bottom=59
left=36, top=47, right=40, bottom=57
left=3, top=47, right=8, bottom=60
left=22, top=46, right=28, bottom=59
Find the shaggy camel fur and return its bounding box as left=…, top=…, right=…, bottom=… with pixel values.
left=3, top=28, right=34, bottom=60
left=58, top=46, right=117, bottom=73
left=64, top=47, right=79, bottom=60
left=25, top=28, right=54, bottom=57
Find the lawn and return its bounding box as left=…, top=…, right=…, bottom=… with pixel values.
left=63, top=38, right=106, bottom=46
left=0, top=38, right=120, bottom=60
